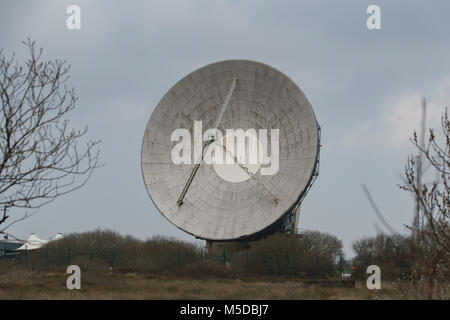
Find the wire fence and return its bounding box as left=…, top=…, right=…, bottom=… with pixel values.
left=0, top=246, right=360, bottom=281
left=0, top=229, right=413, bottom=283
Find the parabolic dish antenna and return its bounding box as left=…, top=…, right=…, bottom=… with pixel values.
left=141, top=60, right=320, bottom=241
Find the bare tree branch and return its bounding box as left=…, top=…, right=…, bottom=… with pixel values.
left=0, top=39, right=101, bottom=233
left=399, top=107, right=450, bottom=298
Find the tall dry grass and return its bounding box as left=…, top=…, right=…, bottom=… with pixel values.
left=0, top=268, right=399, bottom=300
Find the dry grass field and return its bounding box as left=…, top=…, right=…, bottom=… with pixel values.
left=2, top=231, right=444, bottom=299
left=0, top=268, right=401, bottom=300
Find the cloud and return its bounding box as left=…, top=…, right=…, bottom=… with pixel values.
left=342, top=79, right=449, bottom=151
left=342, top=120, right=376, bottom=150
left=383, top=93, right=425, bottom=148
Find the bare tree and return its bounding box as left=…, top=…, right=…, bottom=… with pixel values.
left=0, top=40, right=101, bottom=236
left=400, top=107, right=449, bottom=298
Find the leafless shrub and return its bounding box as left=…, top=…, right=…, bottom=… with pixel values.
left=399, top=107, right=450, bottom=299
left=351, top=233, right=412, bottom=281
left=230, top=231, right=343, bottom=278
left=23, top=229, right=202, bottom=272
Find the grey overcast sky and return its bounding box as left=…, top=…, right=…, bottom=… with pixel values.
left=1, top=0, right=449, bottom=256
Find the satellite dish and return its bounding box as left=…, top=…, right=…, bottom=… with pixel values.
left=141, top=60, right=320, bottom=242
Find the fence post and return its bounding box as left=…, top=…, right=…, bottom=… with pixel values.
left=111, top=247, right=115, bottom=269
left=46, top=247, right=49, bottom=271
left=89, top=247, right=93, bottom=267
left=363, top=255, right=367, bottom=275
left=269, top=252, right=273, bottom=276
left=245, top=247, right=249, bottom=277
left=292, top=251, right=296, bottom=278
left=316, top=254, right=319, bottom=279
left=222, top=248, right=226, bottom=266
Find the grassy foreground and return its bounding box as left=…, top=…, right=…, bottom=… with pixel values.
left=0, top=268, right=400, bottom=300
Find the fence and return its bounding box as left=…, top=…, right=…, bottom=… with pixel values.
left=1, top=245, right=358, bottom=281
